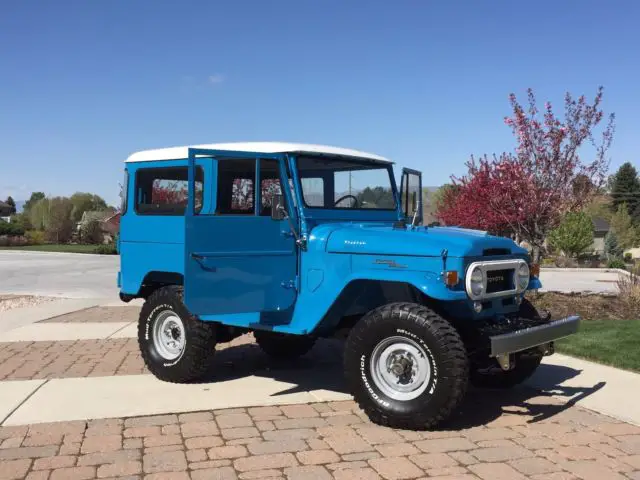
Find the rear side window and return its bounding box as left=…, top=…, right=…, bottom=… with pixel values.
left=135, top=167, right=204, bottom=215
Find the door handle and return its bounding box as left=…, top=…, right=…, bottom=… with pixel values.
left=190, top=253, right=216, bottom=272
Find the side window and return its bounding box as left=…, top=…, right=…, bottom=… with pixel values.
left=259, top=159, right=283, bottom=216
left=401, top=171, right=421, bottom=220
left=120, top=169, right=128, bottom=215
left=301, top=178, right=324, bottom=206
left=135, top=167, right=203, bottom=215
left=217, top=159, right=255, bottom=214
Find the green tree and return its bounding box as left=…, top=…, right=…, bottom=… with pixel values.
left=547, top=211, right=594, bottom=257
left=356, top=187, right=395, bottom=208
left=44, top=197, right=74, bottom=243
left=5, top=196, right=16, bottom=215
left=28, top=197, right=50, bottom=231
left=610, top=162, right=640, bottom=224
left=23, top=192, right=45, bottom=214
left=10, top=213, right=32, bottom=231
left=610, top=203, right=639, bottom=249
left=604, top=230, right=623, bottom=259
left=69, top=192, right=108, bottom=223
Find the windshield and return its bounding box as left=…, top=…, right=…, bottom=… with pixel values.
left=296, top=156, right=396, bottom=210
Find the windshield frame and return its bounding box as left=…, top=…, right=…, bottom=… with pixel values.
left=292, top=154, right=400, bottom=212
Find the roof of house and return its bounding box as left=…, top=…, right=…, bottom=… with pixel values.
left=125, top=142, right=392, bottom=164
left=592, top=217, right=610, bottom=233
left=80, top=210, right=115, bottom=223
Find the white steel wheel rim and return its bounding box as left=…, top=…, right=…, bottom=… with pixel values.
left=370, top=336, right=431, bottom=401
left=152, top=310, right=186, bottom=361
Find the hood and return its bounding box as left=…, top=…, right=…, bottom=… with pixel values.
left=324, top=224, right=526, bottom=258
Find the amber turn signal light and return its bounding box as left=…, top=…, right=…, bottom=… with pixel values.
left=444, top=271, right=458, bottom=286
left=529, top=263, right=540, bottom=277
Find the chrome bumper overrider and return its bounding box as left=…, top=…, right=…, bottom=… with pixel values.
left=490, top=315, right=580, bottom=357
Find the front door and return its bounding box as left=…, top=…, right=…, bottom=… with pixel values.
left=184, top=149, right=298, bottom=316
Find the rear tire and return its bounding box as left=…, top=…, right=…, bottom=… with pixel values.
left=470, top=298, right=544, bottom=389
left=254, top=331, right=316, bottom=360
left=138, top=285, right=216, bottom=383
left=344, top=302, right=468, bottom=430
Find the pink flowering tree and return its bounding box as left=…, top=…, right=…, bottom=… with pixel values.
left=437, top=87, right=615, bottom=260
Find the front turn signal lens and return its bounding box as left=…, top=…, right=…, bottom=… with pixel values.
left=445, top=270, right=458, bottom=287
left=529, top=263, right=540, bottom=277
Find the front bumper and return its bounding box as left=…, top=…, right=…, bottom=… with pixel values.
left=490, top=315, right=580, bottom=357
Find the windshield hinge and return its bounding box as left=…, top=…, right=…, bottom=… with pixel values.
left=296, top=235, right=308, bottom=250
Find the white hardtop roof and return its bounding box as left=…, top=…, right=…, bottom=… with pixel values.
left=125, top=142, right=392, bottom=163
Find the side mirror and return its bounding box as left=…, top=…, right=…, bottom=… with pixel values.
left=270, top=193, right=286, bottom=220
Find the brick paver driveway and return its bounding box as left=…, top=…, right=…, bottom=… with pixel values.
left=1, top=307, right=640, bottom=479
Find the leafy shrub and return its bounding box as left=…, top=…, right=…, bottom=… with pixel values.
left=94, top=243, right=117, bottom=255
left=607, top=258, right=627, bottom=270
left=625, top=252, right=633, bottom=262
left=0, top=222, right=25, bottom=236
left=25, top=230, right=45, bottom=245
left=617, top=270, right=640, bottom=312
left=554, top=256, right=577, bottom=268
left=80, top=219, right=103, bottom=244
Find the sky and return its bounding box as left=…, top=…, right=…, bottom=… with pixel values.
left=1, top=0, right=639, bottom=206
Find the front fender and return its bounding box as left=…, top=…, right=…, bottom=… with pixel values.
left=286, top=253, right=466, bottom=334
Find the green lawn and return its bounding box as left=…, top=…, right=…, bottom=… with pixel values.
left=555, top=319, right=640, bottom=372
left=0, top=244, right=103, bottom=254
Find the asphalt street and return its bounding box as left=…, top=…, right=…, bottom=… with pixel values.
left=0, top=251, right=119, bottom=298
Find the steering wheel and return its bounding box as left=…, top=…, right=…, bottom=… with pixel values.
left=334, top=194, right=359, bottom=208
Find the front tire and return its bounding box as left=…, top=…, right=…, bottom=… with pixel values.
left=138, top=286, right=216, bottom=383
left=344, top=302, right=468, bottom=430
left=254, top=331, right=316, bottom=360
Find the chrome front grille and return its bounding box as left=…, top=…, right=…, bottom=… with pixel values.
left=486, top=269, right=514, bottom=294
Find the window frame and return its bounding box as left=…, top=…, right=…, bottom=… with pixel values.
left=134, top=166, right=205, bottom=216
left=294, top=156, right=398, bottom=211
left=214, top=158, right=257, bottom=216
left=121, top=169, right=129, bottom=215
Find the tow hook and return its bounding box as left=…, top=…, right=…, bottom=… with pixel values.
left=496, top=353, right=512, bottom=371
left=539, top=342, right=555, bottom=356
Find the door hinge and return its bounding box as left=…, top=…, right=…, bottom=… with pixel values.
left=281, top=277, right=298, bottom=290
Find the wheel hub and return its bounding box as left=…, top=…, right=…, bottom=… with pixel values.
left=153, top=310, right=186, bottom=361
left=370, top=336, right=431, bottom=401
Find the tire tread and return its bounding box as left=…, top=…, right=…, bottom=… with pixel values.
left=138, top=285, right=216, bottom=383
left=344, top=302, right=468, bottom=430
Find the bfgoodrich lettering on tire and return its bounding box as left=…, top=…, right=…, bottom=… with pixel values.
left=344, top=302, right=468, bottom=430
left=138, top=285, right=216, bottom=383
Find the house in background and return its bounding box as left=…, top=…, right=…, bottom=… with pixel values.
left=0, top=201, right=12, bottom=222
left=76, top=209, right=120, bottom=243
left=591, top=217, right=610, bottom=255
left=101, top=212, right=121, bottom=242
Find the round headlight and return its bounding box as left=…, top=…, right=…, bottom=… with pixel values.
left=469, top=267, right=484, bottom=296
left=517, top=263, right=530, bottom=290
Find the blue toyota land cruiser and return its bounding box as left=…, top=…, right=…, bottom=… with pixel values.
left=117, top=142, right=579, bottom=429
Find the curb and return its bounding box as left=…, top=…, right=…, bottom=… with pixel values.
left=541, top=267, right=630, bottom=276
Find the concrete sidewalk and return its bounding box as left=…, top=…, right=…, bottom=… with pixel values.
left=528, top=354, right=640, bottom=426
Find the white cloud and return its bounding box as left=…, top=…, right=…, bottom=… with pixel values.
left=208, top=74, right=224, bottom=85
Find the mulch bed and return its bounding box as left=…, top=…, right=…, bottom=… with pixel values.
left=530, top=291, right=636, bottom=321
